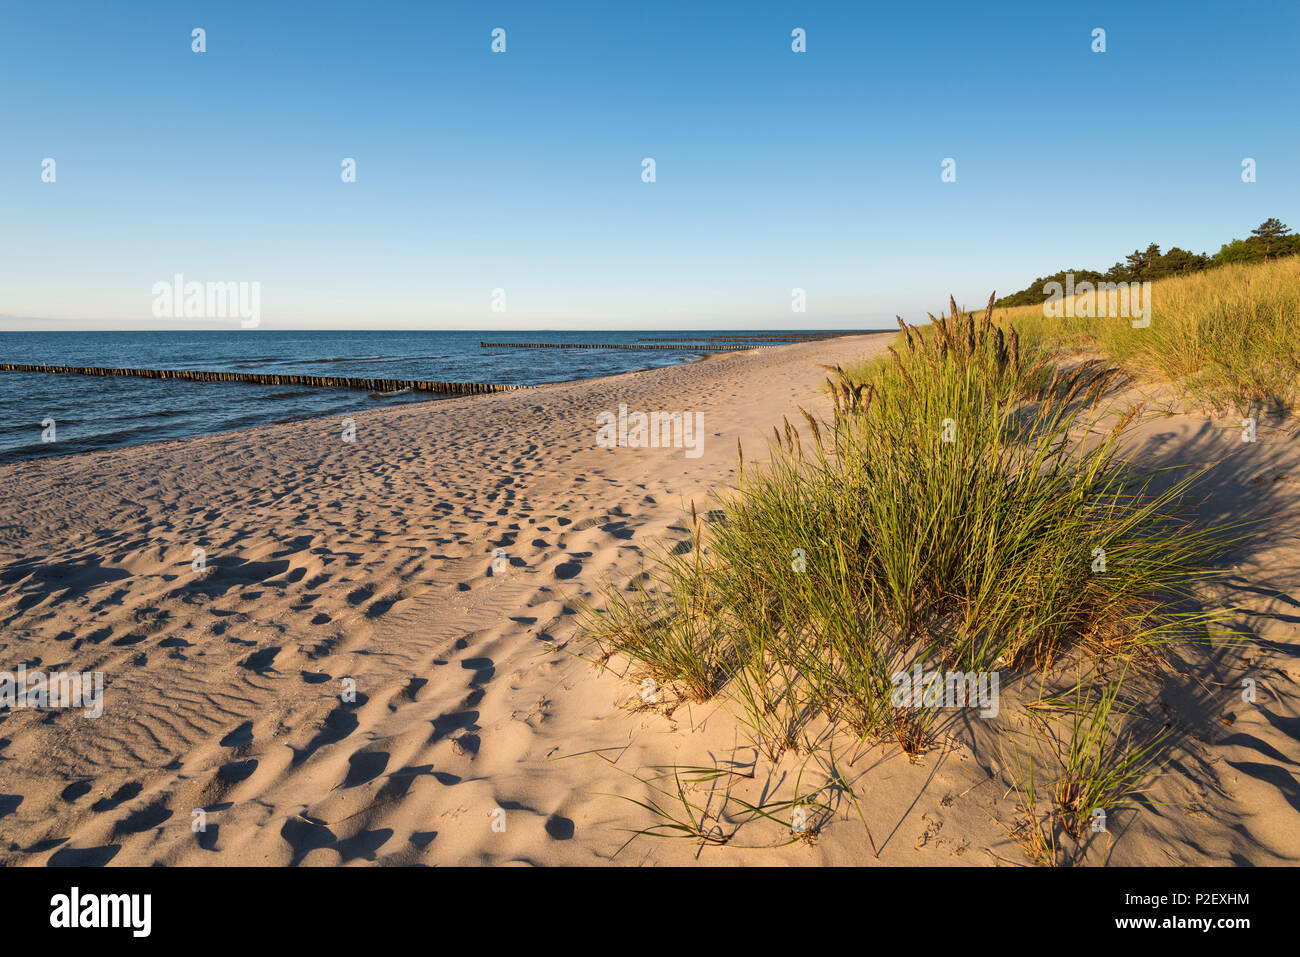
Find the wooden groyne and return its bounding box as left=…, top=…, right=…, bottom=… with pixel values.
left=482, top=341, right=770, bottom=352
left=636, top=333, right=855, bottom=343
left=481, top=332, right=864, bottom=351
left=0, top=363, right=525, bottom=396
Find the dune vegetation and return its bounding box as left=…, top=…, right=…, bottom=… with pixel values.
left=581, top=290, right=1244, bottom=863
left=961, top=256, right=1300, bottom=416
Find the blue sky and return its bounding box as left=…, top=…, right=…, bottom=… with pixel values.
left=2, top=0, right=1297, bottom=330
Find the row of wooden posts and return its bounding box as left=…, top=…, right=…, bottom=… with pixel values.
left=483, top=333, right=862, bottom=351
left=0, top=363, right=525, bottom=396
left=1, top=332, right=863, bottom=393
left=634, top=333, right=855, bottom=342
left=481, top=340, right=776, bottom=351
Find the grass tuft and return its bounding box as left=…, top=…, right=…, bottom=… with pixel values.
left=582, top=289, right=1236, bottom=862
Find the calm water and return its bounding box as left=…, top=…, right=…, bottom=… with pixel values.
left=0, top=330, right=836, bottom=463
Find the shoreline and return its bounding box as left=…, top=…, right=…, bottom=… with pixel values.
left=2, top=334, right=913, bottom=865
left=1, top=330, right=1296, bottom=866
left=0, top=345, right=727, bottom=468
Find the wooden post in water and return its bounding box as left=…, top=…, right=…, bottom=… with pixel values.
left=0, top=363, right=525, bottom=397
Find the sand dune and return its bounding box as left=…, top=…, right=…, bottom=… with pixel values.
left=0, top=336, right=1296, bottom=866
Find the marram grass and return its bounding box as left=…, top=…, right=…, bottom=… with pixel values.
left=975, top=257, right=1300, bottom=414
left=579, top=292, right=1235, bottom=861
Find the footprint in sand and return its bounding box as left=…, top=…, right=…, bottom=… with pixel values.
left=552, top=560, right=582, bottom=580
left=342, top=750, right=390, bottom=789
left=545, top=815, right=575, bottom=840
left=90, top=781, right=142, bottom=813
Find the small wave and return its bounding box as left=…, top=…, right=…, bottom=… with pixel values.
left=60, top=424, right=168, bottom=446
left=255, top=390, right=318, bottom=400
left=107, top=408, right=193, bottom=424
left=0, top=420, right=78, bottom=436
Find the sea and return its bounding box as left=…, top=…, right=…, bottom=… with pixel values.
left=0, top=329, right=856, bottom=463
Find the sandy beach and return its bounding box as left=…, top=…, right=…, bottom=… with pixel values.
left=1, top=335, right=1297, bottom=866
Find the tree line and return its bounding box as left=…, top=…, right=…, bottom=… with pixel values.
left=995, top=218, right=1299, bottom=307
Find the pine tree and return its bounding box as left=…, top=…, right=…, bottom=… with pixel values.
left=995, top=217, right=1297, bottom=307
left=1249, top=218, right=1293, bottom=258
